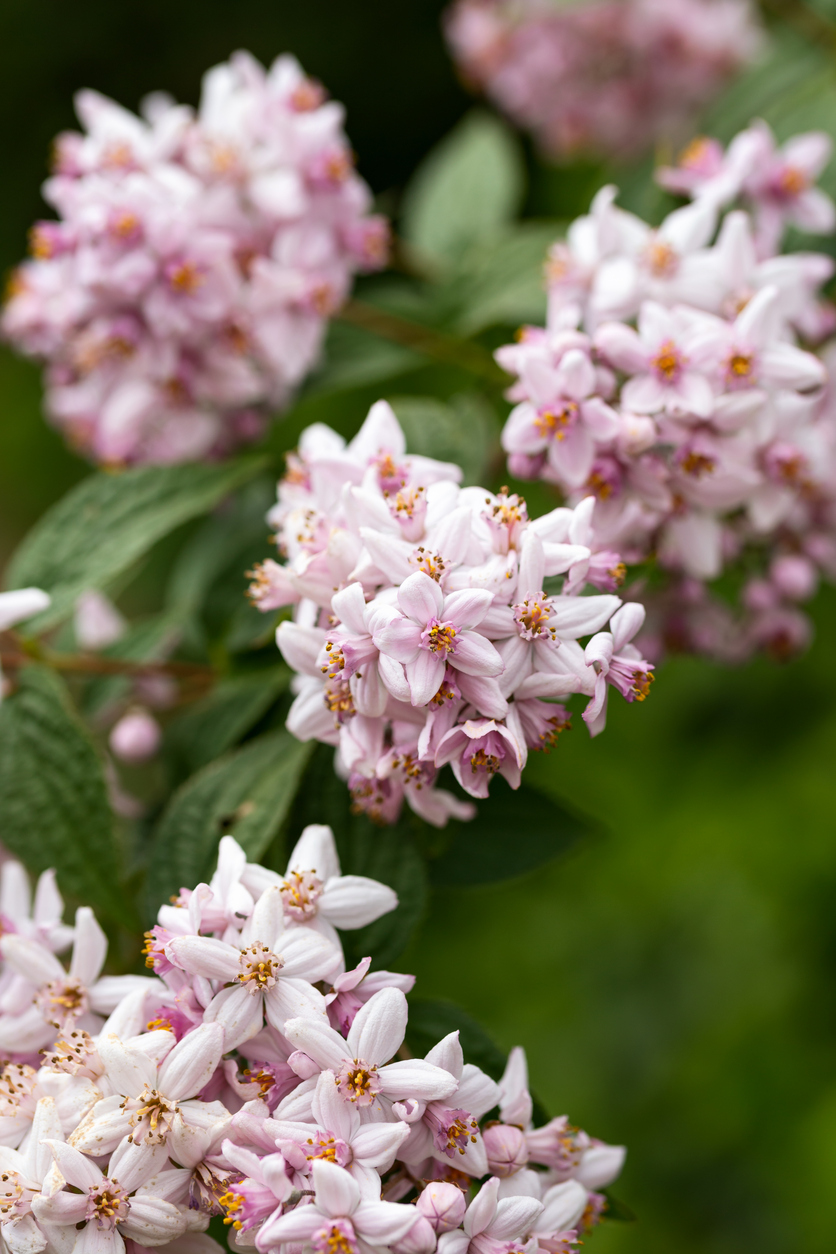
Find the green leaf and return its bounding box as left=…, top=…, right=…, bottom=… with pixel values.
left=0, top=666, right=124, bottom=922
left=405, top=997, right=508, bottom=1080
left=401, top=111, right=526, bottom=269
left=305, top=320, right=423, bottom=398
left=7, top=456, right=268, bottom=632
left=165, top=668, right=291, bottom=773
left=389, top=393, right=500, bottom=487
left=452, top=222, right=559, bottom=336
left=81, top=610, right=185, bottom=718
left=429, top=777, right=593, bottom=887
left=146, top=729, right=312, bottom=918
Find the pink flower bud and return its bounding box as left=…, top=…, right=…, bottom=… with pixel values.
left=75, top=590, right=126, bottom=650
left=617, top=413, right=656, bottom=455
left=109, top=709, right=161, bottom=763
left=416, top=1182, right=467, bottom=1234
left=769, top=554, right=818, bottom=602
left=483, top=1122, right=528, bottom=1177
left=391, top=1215, right=437, bottom=1254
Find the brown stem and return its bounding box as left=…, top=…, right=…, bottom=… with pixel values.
left=338, top=298, right=508, bottom=386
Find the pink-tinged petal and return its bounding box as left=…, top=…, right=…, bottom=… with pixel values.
left=517, top=531, right=545, bottom=599
left=69, top=1094, right=133, bottom=1156
left=373, top=616, right=422, bottom=663
left=549, top=594, right=620, bottom=639
left=354, top=1200, right=419, bottom=1244
left=258, top=1207, right=322, bottom=1248
left=319, top=877, right=398, bottom=929
left=31, top=1190, right=88, bottom=1226
left=248, top=885, right=285, bottom=952
left=107, top=1138, right=170, bottom=1193
left=793, top=186, right=836, bottom=233
left=457, top=672, right=508, bottom=719
left=501, top=403, right=548, bottom=456
left=584, top=632, right=614, bottom=671
left=277, top=929, right=340, bottom=982
left=358, top=528, right=413, bottom=583
left=70, top=907, right=107, bottom=986
left=97, top=1035, right=156, bottom=1098
left=166, top=936, right=240, bottom=982
left=465, top=1178, right=500, bottom=1237
left=378, top=1059, right=459, bottom=1102
left=313, top=1157, right=360, bottom=1218
left=735, top=284, right=779, bottom=348
left=0, top=936, right=64, bottom=986
left=437, top=1231, right=471, bottom=1254
left=283, top=1015, right=348, bottom=1071
left=495, top=635, right=533, bottom=698
left=377, top=652, right=412, bottom=702
left=287, top=824, right=340, bottom=880
left=581, top=396, right=619, bottom=439
left=621, top=374, right=667, bottom=414
left=352, top=665, right=388, bottom=718
left=609, top=603, right=645, bottom=652
left=782, top=131, right=832, bottom=176
left=265, top=979, right=327, bottom=1033
left=550, top=423, right=594, bottom=488
left=760, top=343, right=825, bottom=390
left=121, top=1194, right=186, bottom=1246
left=478, top=604, right=517, bottom=639
left=515, top=671, right=584, bottom=700
left=202, top=983, right=264, bottom=1051
left=594, top=323, right=646, bottom=373
left=673, top=372, right=714, bottom=418
left=397, top=572, right=443, bottom=625
left=347, top=986, right=408, bottom=1064
left=456, top=1063, right=501, bottom=1118
left=157, top=1022, right=225, bottom=1101
left=488, top=1195, right=544, bottom=1240
left=44, top=1138, right=102, bottom=1191
left=538, top=1180, right=588, bottom=1233
left=351, top=1121, right=411, bottom=1171
left=349, top=399, right=406, bottom=462
left=406, top=650, right=446, bottom=706
left=575, top=1143, right=626, bottom=1189
left=277, top=621, right=328, bottom=677
left=582, top=672, right=610, bottom=736
left=452, top=632, right=504, bottom=678
left=442, top=588, right=493, bottom=631
left=556, top=348, right=595, bottom=399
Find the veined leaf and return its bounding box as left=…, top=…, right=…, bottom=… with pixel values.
left=145, top=729, right=311, bottom=919
left=0, top=666, right=124, bottom=923
left=401, top=111, right=526, bottom=270
left=7, top=456, right=267, bottom=632
left=389, top=393, right=500, bottom=487
left=405, top=997, right=508, bottom=1081
left=429, top=778, right=593, bottom=886
left=165, top=668, right=291, bottom=773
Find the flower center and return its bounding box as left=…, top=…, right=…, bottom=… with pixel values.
left=726, top=351, right=755, bottom=384
left=645, top=239, right=678, bottom=278
left=651, top=340, right=685, bottom=382
left=335, top=1058, right=382, bottom=1106
left=280, top=870, right=324, bottom=922
left=534, top=403, right=577, bottom=441
left=0, top=1065, right=36, bottom=1117
left=167, top=260, right=204, bottom=295
left=238, top=942, right=284, bottom=992
left=86, top=1179, right=130, bottom=1230
left=777, top=165, right=808, bottom=198
left=427, top=1106, right=479, bottom=1158
left=324, top=676, right=355, bottom=724
left=514, top=594, right=556, bottom=642
left=36, top=978, right=87, bottom=1027
left=631, top=671, right=654, bottom=701
left=42, top=1029, right=98, bottom=1076
left=679, top=451, right=715, bottom=478
left=0, top=1172, right=26, bottom=1219
left=305, top=1131, right=352, bottom=1166
left=430, top=675, right=460, bottom=706
left=124, top=1086, right=178, bottom=1145
left=470, top=749, right=500, bottom=774
left=421, top=619, right=457, bottom=655
left=312, top=1219, right=359, bottom=1254
left=410, top=547, right=447, bottom=581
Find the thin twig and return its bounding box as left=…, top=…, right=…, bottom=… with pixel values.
left=338, top=298, right=508, bottom=386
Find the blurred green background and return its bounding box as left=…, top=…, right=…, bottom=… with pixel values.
left=3, top=3, right=836, bottom=1253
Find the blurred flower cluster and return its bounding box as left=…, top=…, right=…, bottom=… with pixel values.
left=1, top=52, right=387, bottom=465
left=0, top=832, right=625, bottom=1254
left=499, top=121, right=836, bottom=662
left=444, top=0, right=761, bottom=161
left=250, top=401, right=653, bottom=824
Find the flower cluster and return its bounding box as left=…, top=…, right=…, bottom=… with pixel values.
left=0, top=830, right=625, bottom=1254
left=444, top=0, right=761, bottom=162
left=498, top=121, right=836, bottom=662
left=1, top=51, right=387, bottom=465
left=249, top=401, right=652, bottom=824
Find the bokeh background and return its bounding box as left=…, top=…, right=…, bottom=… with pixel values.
left=3, top=3, right=836, bottom=1252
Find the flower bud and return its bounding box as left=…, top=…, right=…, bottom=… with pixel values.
left=769, top=554, right=818, bottom=602
left=74, top=590, right=126, bottom=650
left=483, top=1122, right=528, bottom=1177
left=109, top=709, right=161, bottom=763
left=391, top=1214, right=437, bottom=1254
left=416, top=1182, right=467, bottom=1234
left=617, top=412, right=656, bottom=455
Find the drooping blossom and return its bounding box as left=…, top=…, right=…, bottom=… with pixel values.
left=0, top=844, right=627, bottom=1254
left=248, top=401, right=648, bottom=823
left=2, top=52, right=388, bottom=465
left=498, top=122, right=836, bottom=664
left=444, top=0, right=762, bottom=162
